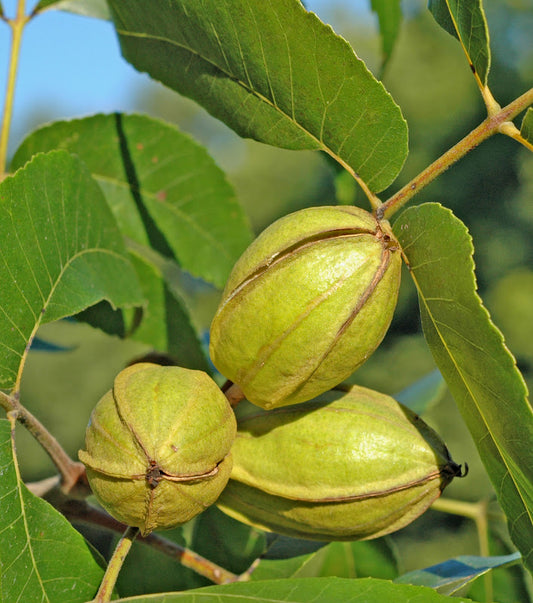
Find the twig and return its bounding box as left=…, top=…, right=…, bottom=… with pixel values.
left=58, top=497, right=241, bottom=584
left=93, top=526, right=139, bottom=602
left=222, top=381, right=246, bottom=408
left=1, top=391, right=88, bottom=495
left=0, top=0, right=29, bottom=179
left=378, top=87, right=533, bottom=220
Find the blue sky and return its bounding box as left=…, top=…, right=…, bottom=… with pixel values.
left=0, top=0, right=373, bottom=159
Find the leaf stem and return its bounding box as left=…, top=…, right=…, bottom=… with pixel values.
left=378, top=87, right=533, bottom=220
left=93, top=526, right=139, bottom=603
left=327, top=150, right=382, bottom=211
left=431, top=496, right=484, bottom=521
left=0, top=0, right=29, bottom=179
left=0, top=391, right=86, bottom=494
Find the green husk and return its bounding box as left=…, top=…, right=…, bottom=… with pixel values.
left=217, top=386, right=462, bottom=540
left=210, top=206, right=401, bottom=409
left=80, top=363, right=236, bottom=535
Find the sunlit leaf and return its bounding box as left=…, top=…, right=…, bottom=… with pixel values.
left=521, top=108, right=533, bottom=145
left=108, top=0, right=408, bottom=193
left=0, top=151, right=143, bottom=391
left=394, top=202, right=533, bottom=575
left=12, top=114, right=252, bottom=289
left=428, top=0, right=491, bottom=87
left=33, top=0, right=110, bottom=19
left=112, top=576, right=473, bottom=601
left=395, top=552, right=521, bottom=596
left=370, top=0, right=402, bottom=72
left=0, top=418, right=104, bottom=602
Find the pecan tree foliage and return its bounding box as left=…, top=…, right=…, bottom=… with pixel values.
left=0, top=1, right=532, bottom=602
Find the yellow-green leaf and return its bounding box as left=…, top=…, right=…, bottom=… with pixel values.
left=521, top=107, right=533, bottom=145
left=0, top=418, right=104, bottom=602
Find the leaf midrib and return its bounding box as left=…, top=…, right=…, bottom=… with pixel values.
left=12, top=246, right=130, bottom=394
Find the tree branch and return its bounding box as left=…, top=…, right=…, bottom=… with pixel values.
left=58, top=497, right=242, bottom=585
left=378, top=87, right=533, bottom=220
left=1, top=391, right=87, bottom=494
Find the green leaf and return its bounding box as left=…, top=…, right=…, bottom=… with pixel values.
left=395, top=552, right=521, bottom=596
left=108, top=0, right=408, bottom=193
left=12, top=113, right=252, bottom=289
left=112, top=577, right=474, bottom=602
left=370, top=0, right=402, bottom=72
left=317, top=540, right=397, bottom=579
left=250, top=552, right=321, bottom=581
left=126, top=248, right=210, bottom=371
left=393, top=202, right=533, bottom=575
left=252, top=539, right=397, bottom=581
left=428, top=0, right=491, bottom=87
left=520, top=108, right=533, bottom=145
left=395, top=369, right=446, bottom=415
left=0, top=418, right=104, bottom=602
left=33, top=0, right=110, bottom=19
left=0, top=151, right=143, bottom=391
left=80, top=239, right=210, bottom=370
left=487, top=269, right=533, bottom=364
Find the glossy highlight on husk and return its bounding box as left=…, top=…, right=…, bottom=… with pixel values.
left=79, top=363, right=236, bottom=535
left=217, top=386, right=463, bottom=541
left=209, top=205, right=402, bottom=409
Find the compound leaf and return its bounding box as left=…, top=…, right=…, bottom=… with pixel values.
left=0, top=418, right=104, bottom=602
left=0, top=151, right=143, bottom=391
left=394, top=202, right=533, bottom=575
left=108, top=0, right=408, bottom=193
left=12, top=114, right=252, bottom=289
